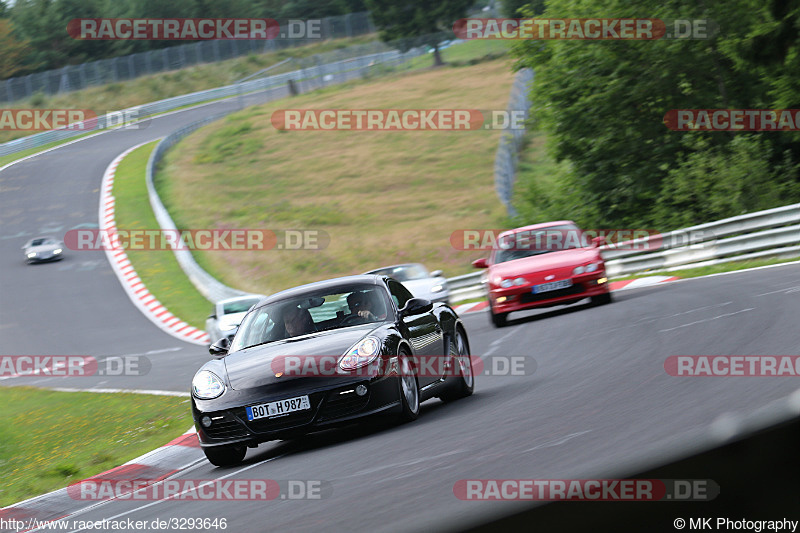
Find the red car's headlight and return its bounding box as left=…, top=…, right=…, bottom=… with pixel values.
left=574, top=263, right=600, bottom=275
left=500, top=277, right=526, bottom=288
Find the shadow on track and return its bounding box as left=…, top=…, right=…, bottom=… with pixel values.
left=236, top=394, right=482, bottom=466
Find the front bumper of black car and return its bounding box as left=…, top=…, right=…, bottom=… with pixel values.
left=192, top=374, right=402, bottom=447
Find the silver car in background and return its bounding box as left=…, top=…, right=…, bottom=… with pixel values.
left=205, top=294, right=264, bottom=345
left=364, top=263, right=449, bottom=304
left=22, top=236, right=65, bottom=263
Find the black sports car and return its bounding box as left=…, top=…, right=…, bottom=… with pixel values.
left=191, top=274, right=474, bottom=467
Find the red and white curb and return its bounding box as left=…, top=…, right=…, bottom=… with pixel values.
left=608, top=275, right=680, bottom=291
left=100, top=143, right=210, bottom=345
left=0, top=427, right=203, bottom=532
left=453, top=275, right=680, bottom=315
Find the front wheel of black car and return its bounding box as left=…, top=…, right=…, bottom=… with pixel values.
left=203, top=445, right=246, bottom=467
left=397, top=351, right=420, bottom=422
left=440, top=328, right=474, bottom=402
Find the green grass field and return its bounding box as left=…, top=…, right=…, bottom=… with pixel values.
left=0, top=387, right=193, bottom=507
left=157, top=57, right=516, bottom=296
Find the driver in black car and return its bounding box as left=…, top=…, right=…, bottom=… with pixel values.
left=346, top=290, right=384, bottom=322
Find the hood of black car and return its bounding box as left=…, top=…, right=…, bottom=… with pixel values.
left=224, top=325, right=379, bottom=390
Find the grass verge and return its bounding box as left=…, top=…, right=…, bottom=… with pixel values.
left=0, top=387, right=192, bottom=507
left=157, top=57, right=516, bottom=295
left=112, top=142, right=212, bottom=329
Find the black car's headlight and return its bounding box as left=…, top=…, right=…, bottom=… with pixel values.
left=192, top=370, right=225, bottom=399
left=339, top=336, right=381, bottom=371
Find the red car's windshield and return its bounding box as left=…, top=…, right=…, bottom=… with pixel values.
left=492, top=224, right=585, bottom=264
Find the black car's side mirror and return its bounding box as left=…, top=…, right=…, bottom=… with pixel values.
left=400, top=297, right=433, bottom=318
left=209, top=337, right=230, bottom=357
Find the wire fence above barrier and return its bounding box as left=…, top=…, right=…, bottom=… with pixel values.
left=494, top=68, right=533, bottom=218
left=0, top=12, right=377, bottom=104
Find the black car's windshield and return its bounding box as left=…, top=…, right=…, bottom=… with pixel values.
left=493, top=224, right=584, bottom=264
left=229, top=284, right=390, bottom=352
left=369, top=264, right=429, bottom=282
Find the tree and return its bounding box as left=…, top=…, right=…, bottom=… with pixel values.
left=501, top=0, right=545, bottom=17
left=509, top=0, right=800, bottom=228
left=364, top=0, right=474, bottom=66
left=0, top=19, right=29, bottom=79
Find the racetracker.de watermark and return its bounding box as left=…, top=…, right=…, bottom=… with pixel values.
left=64, top=229, right=328, bottom=251
left=450, top=229, right=713, bottom=251
left=270, top=109, right=529, bottom=131
left=664, top=109, right=800, bottom=131
left=0, top=109, right=97, bottom=131
left=68, top=479, right=331, bottom=501
left=454, top=479, right=719, bottom=501
left=453, top=18, right=713, bottom=40
left=0, top=108, right=148, bottom=132
left=665, top=356, right=800, bottom=376
left=0, top=355, right=150, bottom=378
left=67, top=18, right=323, bottom=40
left=269, top=354, right=536, bottom=378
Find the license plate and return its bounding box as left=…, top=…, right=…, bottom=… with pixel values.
left=532, top=279, right=572, bottom=294
left=246, top=395, right=311, bottom=421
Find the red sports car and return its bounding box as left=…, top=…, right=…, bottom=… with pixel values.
left=472, top=221, right=611, bottom=327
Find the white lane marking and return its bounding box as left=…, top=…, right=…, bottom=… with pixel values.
left=63, top=453, right=290, bottom=533
left=27, top=457, right=208, bottom=533
left=47, top=388, right=190, bottom=397
left=340, top=449, right=466, bottom=479
left=0, top=96, right=243, bottom=175
left=483, top=329, right=517, bottom=357
left=522, top=430, right=593, bottom=452
left=583, top=302, right=734, bottom=338
left=7, top=444, right=205, bottom=519
left=110, top=347, right=183, bottom=357
left=756, top=285, right=800, bottom=297
left=0, top=356, right=94, bottom=381
left=658, top=308, right=755, bottom=333
left=664, top=259, right=800, bottom=284
left=0, top=348, right=183, bottom=381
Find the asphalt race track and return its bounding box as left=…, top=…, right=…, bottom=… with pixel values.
left=2, top=97, right=800, bottom=532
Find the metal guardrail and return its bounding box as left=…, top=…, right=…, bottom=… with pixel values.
left=445, top=202, right=800, bottom=303
left=146, top=116, right=249, bottom=303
